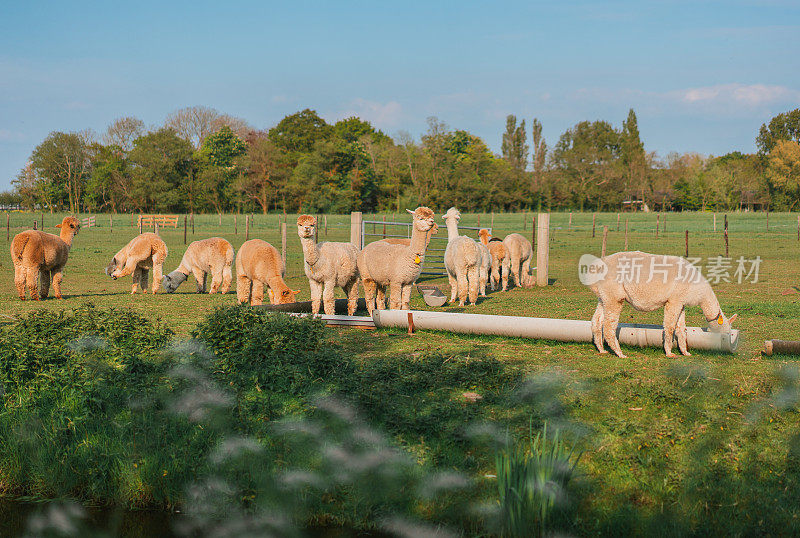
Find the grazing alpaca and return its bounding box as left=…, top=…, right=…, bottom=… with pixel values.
left=442, top=207, right=481, bottom=306
left=357, top=207, right=435, bottom=314
left=501, top=233, right=533, bottom=290
left=479, top=229, right=507, bottom=291
left=106, top=233, right=168, bottom=294
left=376, top=222, right=439, bottom=308
left=297, top=215, right=360, bottom=315
left=236, top=239, right=299, bottom=306
left=587, top=251, right=738, bottom=358
left=11, top=216, right=81, bottom=300
left=162, top=237, right=234, bottom=294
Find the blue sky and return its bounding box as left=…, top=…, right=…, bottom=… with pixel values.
left=1, top=0, right=798, bottom=190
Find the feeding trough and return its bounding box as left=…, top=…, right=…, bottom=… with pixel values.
left=416, top=284, right=447, bottom=307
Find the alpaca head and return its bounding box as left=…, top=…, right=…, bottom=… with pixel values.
left=478, top=228, right=491, bottom=245
left=442, top=207, right=461, bottom=223
left=406, top=207, right=435, bottom=233
left=161, top=270, right=188, bottom=293
left=297, top=214, right=316, bottom=239
left=55, top=216, right=81, bottom=236
left=274, top=287, right=301, bottom=305
left=105, top=256, right=119, bottom=278
left=709, top=311, right=738, bottom=333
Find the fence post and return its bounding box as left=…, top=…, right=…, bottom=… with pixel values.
left=477, top=214, right=481, bottom=227
left=656, top=214, right=660, bottom=238
left=616, top=212, right=620, bottom=232
left=568, top=212, right=572, bottom=231
left=6, top=213, right=9, bottom=241
left=324, top=214, right=328, bottom=236
left=601, top=225, right=608, bottom=257
left=138, top=216, right=142, bottom=235
left=110, top=214, right=113, bottom=233
left=797, top=214, right=799, bottom=242
left=281, top=222, right=287, bottom=274
left=532, top=213, right=536, bottom=250
left=536, top=213, right=549, bottom=287
left=592, top=213, right=596, bottom=238
left=155, top=222, right=159, bottom=236
left=624, top=218, right=629, bottom=250
left=184, top=216, right=188, bottom=245
left=724, top=214, right=729, bottom=257
left=491, top=211, right=495, bottom=229
left=246, top=215, right=250, bottom=241
left=191, top=213, right=195, bottom=235
left=40, top=214, right=43, bottom=230
left=382, top=215, right=386, bottom=239
left=350, top=212, right=363, bottom=249
left=219, top=213, right=222, bottom=226
left=766, top=209, right=770, bottom=232
left=685, top=230, right=689, bottom=258
left=32, top=220, right=37, bottom=231
left=234, top=214, right=238, bottom=235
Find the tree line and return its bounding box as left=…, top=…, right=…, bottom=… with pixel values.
left=9, top=105, right=800, bottom=214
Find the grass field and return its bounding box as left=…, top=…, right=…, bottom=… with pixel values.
left=2, top=210, right=800, bottom=534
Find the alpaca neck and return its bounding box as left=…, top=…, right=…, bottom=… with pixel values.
left=699, top=285, right=721, bottom=321
left=59, top=230, right=75, bottom=247
left=408, top=224, right=429, bottom=256
left=444, top=219, right=459, bottom=242
left=268, top=275, right=289, bottom=294
left=299, top=235, right=320, bottom=267
left=479, top=235, right=489, bottom=246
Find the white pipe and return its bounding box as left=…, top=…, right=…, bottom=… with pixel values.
left=371, top=309, right=740, bottom=353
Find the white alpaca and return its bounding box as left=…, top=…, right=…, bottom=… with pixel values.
left=479, top=229, right=506, bottom=292
left=501, top=233, right=533, bottom=290
left=162, top=237, right=234, bottom=294
left=442, top=207, right=481, bottom=306
left=586, top=251, right=738, bottom=358
left=297, top=214, right=360, bottom=315
left=357, top=207, right=435, bottom=314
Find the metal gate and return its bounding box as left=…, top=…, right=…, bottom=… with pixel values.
left=361, top=219, right=490, bottom=277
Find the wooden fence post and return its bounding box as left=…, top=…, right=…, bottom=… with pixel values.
left=40, top=214, right=43, bottom=230
left=592, top=213, right=596, bottom=238
left=766, top=209, right=770, bottom=232
left=155, top=222, right=159, bottom=236
left=350, top=212, right=363, bottom=249
left=713, top=212, right=716, bottom=232
left=32, top=220, right=37, bottom=231
left=6, top=213, right=9, bottom=241
left=281, top=222, right=287, bottom=273
left=218, top=212, right=222, bottom=226
left=601, top=225, right=608, bottom=257
left=536, top=213, right=550, bottom=287
left=724, top=214, right=729, bottom=257
left=324, top=214, right=328, bottom=236
left=138, top=216, right=142, bottom=234
left=234, top=214, right=238, bottom=235
left=382, top=215, right=386, bottom=239
left=568, top=212, right=572, bottom=231
left=685, top=230, right=689, bottom=258
left=246, top=215, right=250, bottom=241
left=624, top=218, right=629, bottom=250
left=191, top=213, right=195, bottom=235
left=491, top=211, right=495, bottom=229
left=184, top=216, right=188, bottom=245
left=110, top=214, right=113, bottom=233
left=532, top=213, right=536, bottom=250
left=656, top=214, right=660, bottom=238
left=797, top=215, right=799, bottom=242
left=477, top=214, right=481, bottom=227
left=522, top=211, right=525, bottom=230
left=616, top=213, right=620, bottom=232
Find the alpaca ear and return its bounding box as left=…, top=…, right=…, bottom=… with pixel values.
left=406, top=209, right=415, bottom=215
left=729, top=314, right=738, bottom=326
left=292, top=289, right=300, bottom=294
left=55, top=223, right=62, bottom=228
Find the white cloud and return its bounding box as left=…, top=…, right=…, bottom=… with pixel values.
left=675, top=83, right=800, bottom=107
left=332, top=99, right=403, bottom=129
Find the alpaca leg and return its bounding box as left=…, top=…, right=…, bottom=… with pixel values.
left=591, top=302, right=607, bottom=354
left=401, top=284, right=412, bottom=310
left=362, top=279, right=377, bottom=315
left=309, top=280, right=323, bottom=314
left=677, top=308, right=691, bottom=356
left=113, top=257, right=139, bottom=279
left=376, top=285, right=386, bottom=310
left=252, top=280, right=265, bottom=306
left=51, top=270, right=63, bottom=299
left=479, top=265, right=487, bottom=297
left=322, top=281, right=336, bottom=316
left=14, top=264, right=26, bottom=300
left=39, top=269, right=51, bottom=299
left=192, top=268, right=205, bottom=293
left=511, top=257, right=521, bottom=288
left=220, top=266, right=233, bottom=294
left=267, top=287, right=274, bottom=304
left=522, top=258, right=532, bottom=288
left=208, top=269, right=223, bottom=294
left=501, top=258, right=510, bottom=291
left=140, top=269, right=150, bottom=293
left=131, top=267, right=141, bottom=294
left=662, top=303, right=682, bottom=358
left=467, top=266, right=479, bottom=305
left=489, top=266, right=497, bottom=291
left=448, top=273, right=458, bottom=303
left=344, top=280, right=359, bottom=316
left=389, top=282, right=402, bottom=310
left=151, top=264, right=163, bottom=294
left=237, top=275, right=252, bottom=304
left=26, top=267, right=39, bottom=300
left=603, top=301, right=626, bottom=358
left=457, top=271, right=468, bottom=306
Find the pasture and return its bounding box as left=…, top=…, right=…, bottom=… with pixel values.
left=2, top=210, right=800, bottom=534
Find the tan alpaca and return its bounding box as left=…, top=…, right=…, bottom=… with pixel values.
left=376, top=222, right=438, bottom=308
left=479, top=229, right=506, bottom=291
left=11, top=216, right=81, bottom=300
left=297, top=215, right=360, bottom=315
left=106, top=233, right=168, bottom=294
left=501, top=233, right=533, bottom=290
left=162, top=238, right=234, bottom=294
left=358, top=207, right=435, bottom=314
left=442, top=207, right=481, bottom=306
left=236, top=239, right=299, bottom=306
left=587, top=251, right=738, bottom=358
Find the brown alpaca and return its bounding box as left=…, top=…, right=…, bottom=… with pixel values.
left=106, top=233, right=168, bottom=294
left=11, top=216, right=81, bottom=300
left=236, top=239, right=299, bottom=306
left=478, top=229, right=507, bottom=291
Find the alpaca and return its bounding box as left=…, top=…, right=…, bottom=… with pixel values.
left=479, top=229, right=507, bottom=291
left=236, top=239, right=299, bottom=306
left=501, top=233, right=533, bottom=290
left=442, top=207, right=481, bottom=306
left=162, top=237, right=234, bottom=294
left=587, top=251, right=738, bottom=358
left=11, top=216, right=81, bottom=300
left=297, top=215, right=360, bottom=315
left=106, top=233, right=168, bottom=294
left=376, top=223, right=439, bottom=308
left=357, top=207, right=435, bottom=314
left=475, top=229, right=494, bottom=296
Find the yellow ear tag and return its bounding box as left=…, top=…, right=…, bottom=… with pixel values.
left=718, top=315, right=724, bottom=325
left=414, top=255, right=421, bottom=264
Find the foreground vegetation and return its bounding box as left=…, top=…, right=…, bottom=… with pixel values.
left=0, top=211, right=798, bottom=535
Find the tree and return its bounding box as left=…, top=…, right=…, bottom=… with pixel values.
left=29, top=130, right=94, bottom=213
left=501, top=115, right=528, bottom=171
left=756, top=108, right=800, bottom=156
left=103, top=117, right=145, bottom=153
left=766, top=140, right=800, bottom=208
left=235, top=136, right=288, bottom=213
left=268, top=109, right=331, bottom=155
left=166, top=106, right=250, bottom=149
left=333, top=117, right=391, bottom=144
left=85, top=144, right=130, bottom=212
left=199, top=126, right=247, bottom=167
left=128, top=128, right=193, bottom=212
left=621, top=109, right=647, bottom=199
left=531, top=118, right=547, bottom=194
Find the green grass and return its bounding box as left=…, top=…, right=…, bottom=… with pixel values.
left=1, top=211, right=800, bottom=534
